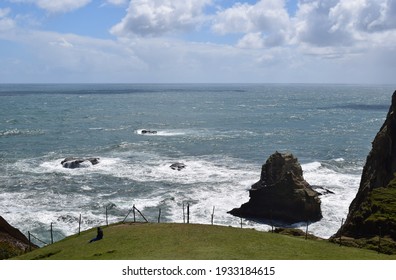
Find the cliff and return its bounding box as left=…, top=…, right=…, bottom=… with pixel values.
left=229, top=152, right=322, bottom=224
left=334, top=91, right=396, bottom=250
left=0, top=216, right=36, bottom=259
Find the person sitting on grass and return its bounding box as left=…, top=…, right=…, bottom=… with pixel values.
left=89, top=227, right=103, bottom=243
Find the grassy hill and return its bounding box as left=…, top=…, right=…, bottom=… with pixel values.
left=12, top=223, right=396, bottom=260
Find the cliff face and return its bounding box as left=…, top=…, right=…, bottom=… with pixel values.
left=336, top=91, right=396, bottom=240
left=0, top=216, right=35, bottom=259
left=229, top=152, right=322, bottom=224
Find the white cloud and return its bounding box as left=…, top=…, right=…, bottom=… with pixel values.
left=50, top=37, right=74, bottom=48
left=0, top=8, right=11, bottom=18
left=329, top=0, right=396, bottom=33
left=38, top=0, right=91, bottom=13
left=212, top=0, right=290, bottom=47
left=0, top=8, right=16, bottom=31
left=111, top=0, right=212, bottom=37
left=294, top=0, right=396, bottom=47
left=1, top=0, right=396, bottom=84
left=236, top=32, right=264, bottom=49
left=210, top=0, right=396, bottom=53
left=0, top=26, right=148, bottom=82
left=213, top=0, right=290, bottom=33
left=7, top=0, right=91, bottom=13
left=288, top=0, right=396, bottom=70
left=105, top=0, right=128, bottom=6
left=293, top=0, right=352, bottom=47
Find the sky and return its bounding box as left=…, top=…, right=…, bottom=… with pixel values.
left=0, top=0, right=395, bottom=84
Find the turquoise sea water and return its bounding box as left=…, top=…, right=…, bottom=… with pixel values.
left=0, top=83, right=394, bottom=243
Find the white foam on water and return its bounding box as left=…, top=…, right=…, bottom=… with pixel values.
left=4, top=153, right=363, bottom=241
left=36, top=157, right=125, bottom=175
left=135, top=129, right=174, bottom=136
left=61, top=153, right=253, bottom=186
left=164, top=160, right=362, bottom=238
left=3, top=157, right=126, bottom=240
left=156, top=130, right=187, bottom=136
left=302, top=161, right=322, bottom=172
left=0, top=190, right=98, bottom=241
left=0, top=128, right=44, bottom=137
left=154, top=159, right=362, bottom=238
left=301, top=162, right=361, bottom=238
left=100, top=154, right=262, bottom=228
left=135, top=128, right=201, bottom=137
left=81, top=185, right=93, bottom=191
left=176, top=179, right=257, bottom=228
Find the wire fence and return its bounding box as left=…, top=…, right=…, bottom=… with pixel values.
left=26, top=203, right=323, bottom=252
left=26, top=203, right=199, bottom=250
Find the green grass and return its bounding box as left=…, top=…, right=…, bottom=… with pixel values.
left=350, top=177, right=396, bottom=244
left=367, top=186, right=396, bottom=223
left=12, top=223, right=396, bottom=260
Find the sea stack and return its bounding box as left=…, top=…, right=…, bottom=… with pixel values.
left=335, top=91, right=396, bottom=242
left=229, top=152, right=322, bottom=224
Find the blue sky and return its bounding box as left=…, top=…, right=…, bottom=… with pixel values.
left=0, top=0, right=395, bottom=83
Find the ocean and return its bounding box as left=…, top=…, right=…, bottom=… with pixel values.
left=0, top=83, right=394, bottom=244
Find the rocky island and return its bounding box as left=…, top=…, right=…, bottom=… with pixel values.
left=229, top=152, right=322, bottom=224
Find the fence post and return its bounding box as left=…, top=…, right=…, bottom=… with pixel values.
left=78, top=214, right=82, bottom=235
left=134, top=206, right=149, bottom=223
left=305, top=221, right=309, bottom=240
left=183, top=203, right=185, bottom=223
left=339, top=218, right=344, bottom=246
left=187, top=204, right=190, bottom=224
left=28, top=231, right=32, bottom=251
left=106, top=206, right=109, bottom=226
left=122, top=209, right=131, bottom=223
left=211, top=206, right=215, bottom=225
left=158, top=208, right=161, bottom=223
left=240, top=217, right=243, bottom=228
left=133, top=205, right=136, bottom=223
left=50, top=223, right=54, bottom=244
left=28, top=232, right=48, bottom=247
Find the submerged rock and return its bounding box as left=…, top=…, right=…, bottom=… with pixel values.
left=170, top=162, right=186, bottom=171
left=141, top=130, right=157, bottom=134
left=61, top=157, right=99, bottom=169
left=229, top=152, right=322, bottom=224
left=312, top=185, right=335, bottom=196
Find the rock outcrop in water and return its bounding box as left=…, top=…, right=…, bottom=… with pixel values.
left=61, top=157, right=99, bottom=169
left=141, top=130, right=157, bottom=134
left=170, top=162, right=186, bottom=171
left=334, top=91, right=396, bottom=247
left=229, top=152, right=322, bottom=224
left=0, top=216, right=36, bottom=259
